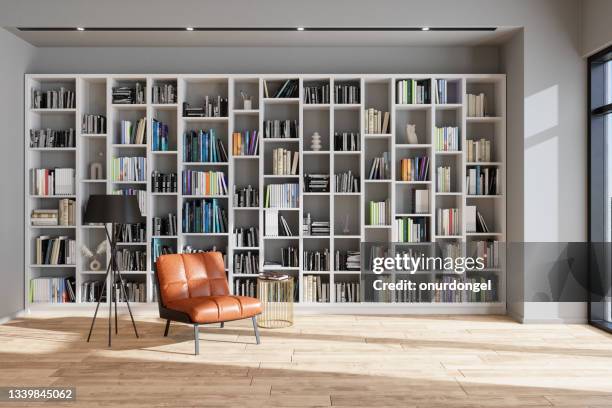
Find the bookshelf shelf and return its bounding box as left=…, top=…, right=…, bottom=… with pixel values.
left=25, top=73, right=505, bottom=313
left=116, top=242, right=147, bottom=246
left=30, top=225, right=77, bottom=229
left=29, top=147, right=76, bottom=152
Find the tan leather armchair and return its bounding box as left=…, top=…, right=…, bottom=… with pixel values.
left=155, top=252, right=262, bottom=354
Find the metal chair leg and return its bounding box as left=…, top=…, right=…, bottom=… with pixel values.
left=194, top=324, right=200, bottom=355
left=252, top=316, right=260, bottom=345
left=220, top=322, right=224, bottom=328
left=164, top=320, right=171, bottom=337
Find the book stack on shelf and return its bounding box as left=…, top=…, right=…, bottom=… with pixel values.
left=264, top=79, right=298, bottom=98
left=183, top=129, right=228, bottom=162
left=114, top=223, right=146, bottom=243
left=304, top=84, right=330, bottom=104
left=151, top=119, right=170, bottom=151
left=466, top=139, right=492, bottom=162
left=35, top=236, right=76, bottom=265
left=466, top=166, right=500, bottom=195
left=152, top=214, right=177, bottom=236
left=116, top=249, right=146, bottom=272
left=467, top=93, right=487, bottom=117
left=465, top=205, right=490, bottom=233
left=368, top=199, right=390, bottom=226
left=182, top=97, right=228, bottom=118
left=365, top=109, right=390, bottom=134
left=368, top=153, right=390, bottom=179
left=396, top=79, right=430, bottom=104
left=400, top=156, right=429, bottom=181
left=334, top=83, right=360, bottom=104
left=334, top=131, right=360, bottom=151
left=264, top=184, right=299, bottom=208
left=334, top=250, right=360, bottom=271
left=264, top=120, right=298, bottom=139
left=31, top=87, right=75, bottom=109
left=30, top=128, right=75, bottom=148
left=304, top=174, right=330, bottom=192
left=82, top=115, right=106, bottom=134
left=182, top=199, right=228, bottom=233
left=412, top=190, right=429, bottom=213
left=234, top=252, right=259, bottom=275
left=152, top=83, right=176, bottom=104
left=466, top=275, right=498, bottom=302
left=30, top=277, right=75, bottom=303
left=119, top=118, right=146, bottom=144
left=31, top=199, right=75, bottom=226
left=271, top=148, right=298, bottom=175
left=437, top=208, right=461, bottom=236
left=111, top=157, right=146, bottom=181
left=113, top=188, right=146, bottom=215
left=335, top=171, right=359, bottom=193
left=265, top=210, right=293, bottom=237
left=303, top=275, right=330, bottom=302
left=335, top=282, right=360, bottom=302
left=182, top=170, right=228, bottom=196
left=234, top=186, right=258, bottom=207
left=112, top=83, right=145, bottom=104
left=232, top=130, right=259, bottom=156
left=437, top=166, right=452, bottom=192
left=30, top=168, right=75, bottom=196
left=435, top=127, right=460, bottom=151
left=303, top=250, right=330, bottom=272
left=233, top=226, right=259, bottom=247
left=151, top=171, right=177, bottom=193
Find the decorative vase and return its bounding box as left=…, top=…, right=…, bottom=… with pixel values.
left=311, top=132, right=322, bottom=151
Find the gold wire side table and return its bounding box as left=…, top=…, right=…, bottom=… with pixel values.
left=257, top=273, right=294, bottom=328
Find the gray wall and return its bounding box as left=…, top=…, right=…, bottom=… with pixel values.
left=0, top=29, right=35, bottom=320
left=581, top=0, right=612, bottom=57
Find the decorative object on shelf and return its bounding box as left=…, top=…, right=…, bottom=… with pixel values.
left=240, top=90, right=252, bottom=110
left=84, top=194, right=144, bottom=347
left=310, top=132, right=322, bottom=151
left=343, top=214, right=350, bottom=234
left=406, top=124, right=419, bottom=144
left=80, top=240, right=107, bottom=271
left=90, top=158, right=103, bottom=180
left=257, top=273, right=294, bottom=328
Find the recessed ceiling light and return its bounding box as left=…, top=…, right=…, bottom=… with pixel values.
left=421, top=27, right=430, bottom=31
left=76, top=27, right=85, bottom=31
left=297, top=27, right=305, bottom=31
left=186, top=27, right=194, bottom=31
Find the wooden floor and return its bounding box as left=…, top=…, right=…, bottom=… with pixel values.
left=1, top=313, right=612, bottom=407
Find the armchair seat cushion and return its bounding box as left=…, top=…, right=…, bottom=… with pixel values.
left=166, top=295, right=262, bottom=324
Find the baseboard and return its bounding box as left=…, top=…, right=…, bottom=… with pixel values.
left=0, top=309, right=24, bottom=324
left=520, top=302, right=587, bottom=324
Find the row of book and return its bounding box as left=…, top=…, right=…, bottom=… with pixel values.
left=471, top=240, right=500, bottom=268
left=264, top=80, right=298, bottom=98
left=232, top=130, right=259, bottom=156
left=399, top=156, right=429, bottom=181
left=334, top=131, right=360, bottom=152
left=264, top=183, right=299, bottom=208
left=30, top=128, right=75, bottom=148
left=233, top=252, right=259, bottom=275
left=35, top=236, right=76, bottom=265
left=264, top=119, right=298, bottom=139
left=31, top=199, right=76, bottom=226
left=437, top=166, right=453, bottom=193
left=365, top=108, right=390, bottom=134
left=29, top=277, right=75, bottom=303
left=182, top=170, right=228, bottom=196
left=466, top=139, right=492, bottom=162
left=368, top=153, right=391, bottom=180
left=119, top=118, right=146, bottom=145
left=113, top=84, right=145, bottom=104
left=279, top=246, right=299, bottom=267
left=435, top=126, right=460, bottom=151
left=152, top=239, right=176, bottom=263
left=271, top=148, right=299, bottom=175
left=304, top=249, right=330, bottom=272
left=233, top=226, right=259, bottom=247
left=437, top=208, right=461, bottom=236
left=303, top=275, right=330, bottom=302
left=152, top=83, right=176, bottom=104
left=182, top=97, right=228, bottom=118
left=113, top=188, right=146, bottom=216
left=234, top=185, right=258, bottom=208
left=31, top=87, right=75, bottom=109
left=395, top=217, right=428, bottom=243
left=151, top=171, right=177, bottom=193
left=467, top=93, right=488, bottom=117
left=368, top=199, right=391, bottom=226
left=113, top=222, right=146, bottom=243
left=116, top=249, right=146, bottom=272
left=183, top=129, right=228, bottom=163
left=182, top=199, right=228, bottom=233
left=151, top=119, right=170, bottom=151
left=396, top=79, right=430, bottom=104
left=304, top=84, right=330, bottom=104
left=234, top=278, right=256, bottom=297
left=335, top=171, right=359, bottom=193
left=335, top=250, right=360, bottom=271
left=82, top=115, right=106, bottom=134
left=465, top=206, right=490, bottom=233
left=336, top=282, right=360, bottom=303
left=434, top=79, right=452, bottom=104
left=112, top=282, right=147, bottom=303
left=111, top=157, right=146, bottom=182
left=466, top=166, right=500, bottom=196
left=82, top=280, right=105, bottom=302
left=152, top=213, right=177, bottom=236
left=265, top=210, right=294, bottom=237
left=304, top=174, right=329, bottom=192
left=30, top=168, right=75, bottom=196
left=335, top=83, right=360, bottom=104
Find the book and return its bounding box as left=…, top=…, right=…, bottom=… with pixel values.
left=151, top=171, right=177, bottom=193
left=232, top=130, right=259, bottom=156
left=264, top=120, right=298, bottom=139
left=467, top=93, right=487, bottom=117
left=303, top=84, right=330, bottom=104
left=110, top=157, right=146, bottom=182
left=437, top=208, right=460, bottom=236
left=435, top=127, right=460, bottom=151
left=30, top=277, right=76, bottom=303
left=30, top=128, right=75, bottom=148
left=414, top=190, right=429, bottom=213
left=368, top=153, right=391, bottom=180
left=334, top=131, right=360, bottom=151
left=465, top=205, right=477, bottom=232
left=334, top=82, right=360, bottom=104
left=304, top=174, right=330, bottom=192
left=182, top=170, right=228, bottom=196
left=182, top=198, right=228, bottom=233
left=264, top=184, right=299, bottom=208
left=30, top=168, right=75, bottom=196
left=183, top=129, right=228, bottom=163
left=152, top=83, right=176, bottom=104
left=396, top=79, right=430, bottom=104
left=82, top=115, right=106, bottom=134
left=335, top=171, right=359, bottom=193
left=365, top=108, right=390, bottom=134
left=31, top=87, right=75, bottom=109
left=368, top=199, right=390, bottom=226
left=400, top=156, right=429, bottom=181
left=112, top=83, right=145, bottom=104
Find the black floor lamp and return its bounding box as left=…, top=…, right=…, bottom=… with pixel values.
left=84, top=194, right=143, bottom=346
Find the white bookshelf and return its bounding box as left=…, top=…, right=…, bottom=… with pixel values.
left=25, top=74, right=506, bottom=314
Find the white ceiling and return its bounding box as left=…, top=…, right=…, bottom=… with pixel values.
left=7, top=27, right=516, bottom=47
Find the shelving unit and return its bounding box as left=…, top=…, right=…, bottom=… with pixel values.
left=25, top=73, right=505, bottom=314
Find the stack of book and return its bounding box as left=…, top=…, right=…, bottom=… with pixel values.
left=335, top=282, right=360, bottom=302
left=152, top=213, right=177, bottom=236
left=234, top=252, right=259, bottom=275
left=467, top=93, right=487, bottom=117
left=182, top=170, right=228, bottom=196
left=232, top=130, right=259, bottom=156
left=368, top=153, right=390, bottom=179
left=335, top=250, right=360, bottom=271
left=151, top=171, right=177, bottom=193
left=113, top=188, right=146, bottom=216
left=334, top=83, right=360, bottom=104
left=82, top=115, right=106, bottom=134
left=30, top=128, right=75, bottom=148
left=304, top=174, right=330, bottom=192
left=264, top=119, right=298, bottom=139
left=303, top=84, right=330, bottom=104
left=183, top=129, right=228, bottom=162
left=264, top=183, right=299, bottom=208
left=436, top=208, right=461, bottom=236
left=182, top=198, right=228, bottom=233
left=303, top=275, right=330, bottom=302
left=433, top=276, right=465, bottom=303
left=365, top=108, right=390, bottom=134
left=395, top=217, right=428, bottom=243
left=30, top=168, right=75, bottom=196
left=151, top=119, right=170, bottom=151
left=272, top=148, right=299, bottom=175
left=233, top=226, right=259, bottom=247
left=435, top=126, right=460, bottom=151
left=152, top=83, right=176, bottom=104
left=437, top=166, right=452, bottom=192
left=400, top=156, right=429, bottom=181
left=234, top=185, right=259, bottom=207
left=304, top=250, right=330, bottom=272
left=35, top=236, right=76, bottom=265
left=31, top=87, right=75, bottom=109
left=335, top=171, right=359, bottom=193
left=466, top=166, right=500, bottom=195
left=182, top=97, right=228, bottom=117
left=116, top=249, right=146, bottom=272
left=113, top=223, right=146, bottom=243
left=119, top=118, right=146, bottom=145
left=466, top=139, right=492, bottom=162
left=31, top=209, right=58, bottom=226
left=264, top=79, right=298, bottom=98
left=30, top=277, right=75, bottom=303
left=334, top=131, right=360, bottom=151
left=31, top=199, right=75, bottom=226
left=112, top=83, right=145, bottom=104
left=310, top=220, right=330, bottom=236
left=396, top=79, right=430, bottom=104
left=111, top=157, right=146, bottom=182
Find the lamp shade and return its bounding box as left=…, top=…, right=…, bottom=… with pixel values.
left=83, top=194, right=144, bottom=224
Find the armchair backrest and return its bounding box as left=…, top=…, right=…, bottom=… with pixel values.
left=155, top=252, right=229, bottom=306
